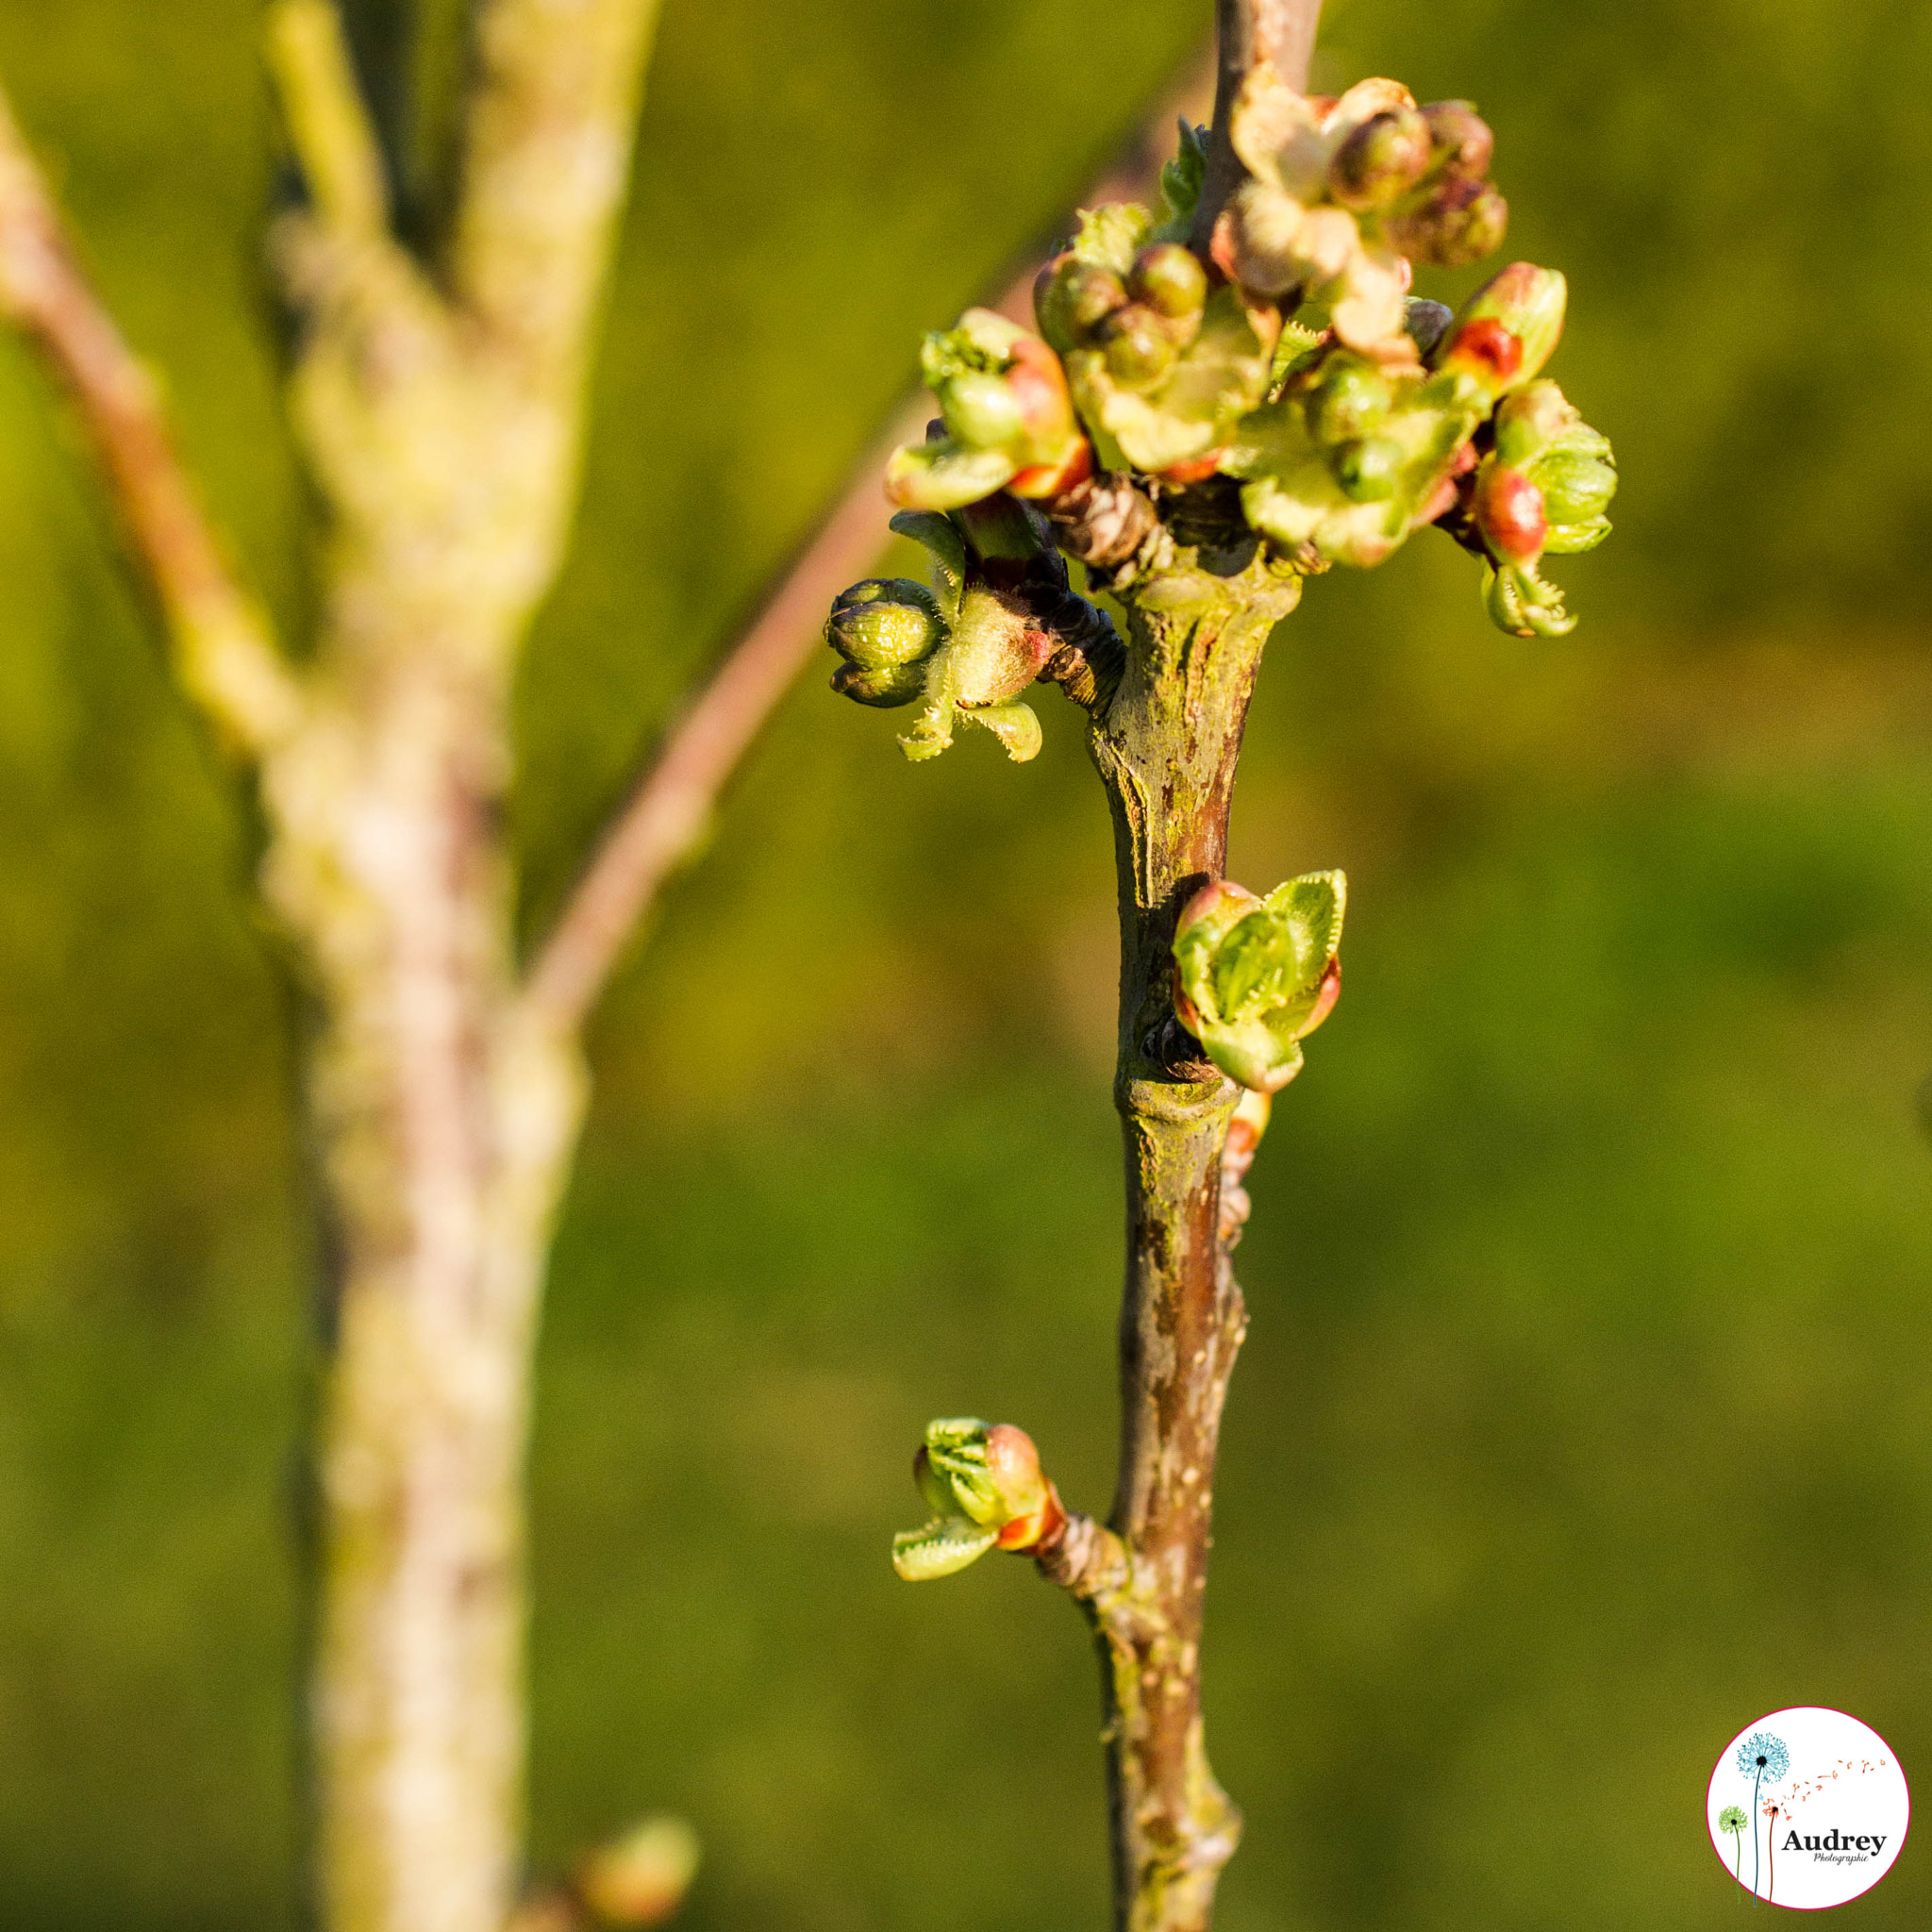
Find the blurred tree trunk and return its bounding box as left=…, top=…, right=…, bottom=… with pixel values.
left=2, top=2, right=661, bottom=1925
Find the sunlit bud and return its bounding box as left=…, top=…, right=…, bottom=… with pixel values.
left=1172, top=871, right=1346, bottom=1094
left=1491, top=378, right=1577, bottom=463
left=1332, top=436, right=1404, bottom=502
left=1101, top=303, right=1177, bottom=388
left=1472, top=463, right=1548, bottom=564
left=1003, top=334, right=1079, bottom=444
left=824, top=579, right=944, bottom=669
left=892, top=1418, right=1066, bottom=1581
left=1036, top=256, right=1129, bottom=351
left=1129, top=242, right=1209, bottom=319
left=829, top=658, right=925, bottom=708
left=1421, top=100, right=1495, bottom=180
left=1439, top=263, right=1566, bottom=395
left=1329, top=106, right=1433, bottom=210
left=940, top=370, right=1025, bottom=450
left=1404, top=297, right=1454, bottom=359
left=1534, top=447, right=1617, bottom=527
left=576, top=1817, right=701, bottom=1928
left=1306, top=354, right=1392, bottom=444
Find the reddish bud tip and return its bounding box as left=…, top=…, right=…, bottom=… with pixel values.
left=1156, top=450, right=1226, bottom=486
left=1009, top=435, right=1093, bottom=499
left=1305, top=957, right=1342, bottom=1035
left=1442, top=317, right=1523, bottom=388
left=1473, top=463, right=1548, bottom=563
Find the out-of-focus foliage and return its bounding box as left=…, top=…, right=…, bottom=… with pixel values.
left=2, top=3, right=1931, bottom=1932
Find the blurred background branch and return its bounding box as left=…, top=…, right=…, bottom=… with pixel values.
left=0, top=86, right=299, bottom=753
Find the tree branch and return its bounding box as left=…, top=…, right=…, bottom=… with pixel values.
left=519, top=391, right=932, bottom=1034
left=521, top=59, right=1216, bottom=1034
left=448, top=0, right=664, bottom=383
left=268, top=0, right=392, bottom=243
left=0, top=80, right=303, bottom=758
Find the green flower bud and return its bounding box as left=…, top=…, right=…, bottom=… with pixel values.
left=1036, top=257, right=1129, bottom=351
left=1532, top=447, right=1618, bottom=526
left=1491, top=381, right=1618, bottom=536
left=940, top=369, right=1025, bottom=450
left=1421, top=100, right=1494, bottom=181
left=1333, top=436, right=1404, bottom=502
left=1172, top=872, right=1346, bottom=1094
left=824, top=578, right=944, bottom=669
left=829, top=658, right=925, bottom=708
left=1101, top=302, right=1177, bottom=388
left=1305, top=354, right=1392, bottom=444
left=1129, top=242, right=1208, bottom=319
left=892, top=1418, right=1064, bottom=1581
left=1329, top=106, right=1433, bottom=211
left=1441, top=263, right=1567, bottom=394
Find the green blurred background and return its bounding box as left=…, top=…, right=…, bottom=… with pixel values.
left=3, top=0, right=1931, bottom=1926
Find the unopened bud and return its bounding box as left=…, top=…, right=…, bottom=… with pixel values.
left=1472, top=463, right=1548, bottom=564
left=940, top=370, right=1024, bottom=449
left=1533, top=447, right=1617, bottom=527
left=830, top=658, right=925, bottom=708
left=1173, top=871, right=1346, bottom=1094
left=1333, top=436, right=1403, bottom=502
left=1387, top=176, right=1508, bottom=268
left=1438, top=263, right=1566, bottom=396
left=1421, top=100, right=1495, bottom=181
left=893, top=1418, right=1066, bottom=1581
left=1305, top=354, right=1392, bottom=444
left=1036, top=257, right=1129, bottom=351
left=576, top=1817, right=701, bottom=1928
left=824, top=579, right=944, bottom=670
left=1100, top=303, right=1177, bottom=388
left=1130, top=242, right=1209, bottom=319
left=1329, top=106, right=1433, bottom=210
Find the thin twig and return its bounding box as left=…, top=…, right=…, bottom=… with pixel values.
left=268, top=0, right=392, bottom=242
left=521, top=60, right=1214, bottom=1035
left=0, top=83, right=303, bottom=756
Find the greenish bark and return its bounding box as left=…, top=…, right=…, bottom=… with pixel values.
left=1079, top=548, right=1302, bottom=1932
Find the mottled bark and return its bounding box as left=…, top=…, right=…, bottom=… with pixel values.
left=1080, top=548, right=1302, bottom=1932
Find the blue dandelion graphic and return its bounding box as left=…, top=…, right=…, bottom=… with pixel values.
left=1736, top=1732, right=1790, bottom=1904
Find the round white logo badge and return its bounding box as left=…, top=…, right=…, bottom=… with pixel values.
left=1707, top=1707, right=1908, bottom=1907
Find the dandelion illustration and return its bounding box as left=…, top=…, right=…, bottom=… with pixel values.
left=1764, top=1803, right=1781, bottom=1905
left=1719, top=1807, right=1749, bottom=1895
left=1736, top=1732, right=1790, bottom=1904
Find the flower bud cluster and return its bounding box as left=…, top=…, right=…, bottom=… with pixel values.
left=1173, top=871, right=1345, bottom=1093
left=1035, top=204, right=1279, bottom=479
left=892, top=1418, right=1067, bottom=1581
left=825, top=502, right=1124, bottom=763
left=885, top=308, right=1091, bottom=512
left=842, top=75, right=1617, bottom=740
left=1215, top=69, right=1507, bottom=366
left=1220, top=259, right=1613, bottom=634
